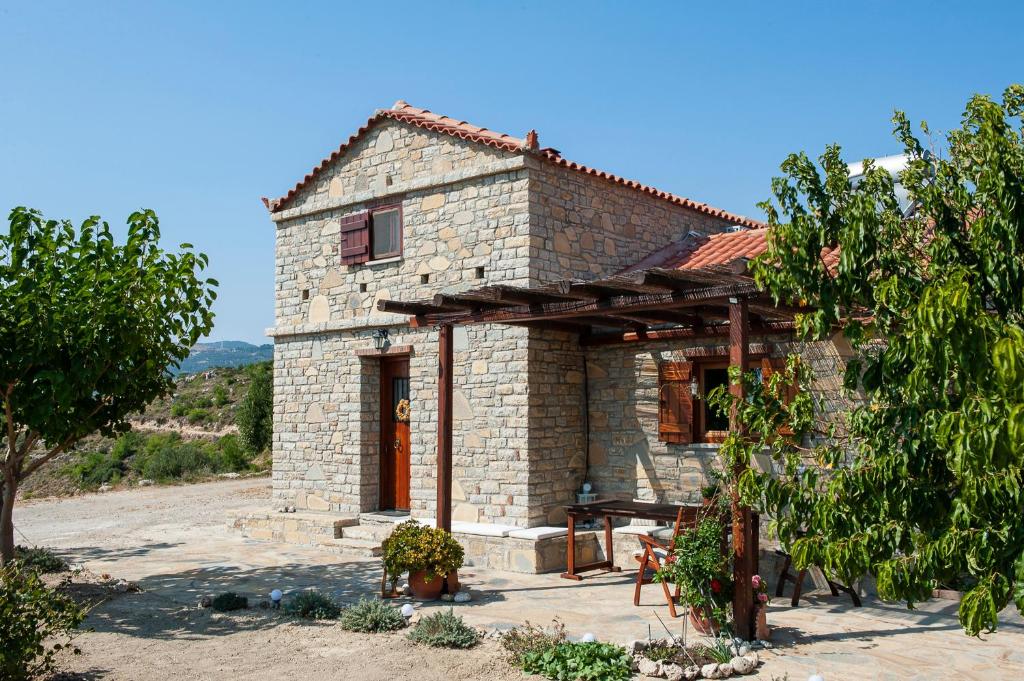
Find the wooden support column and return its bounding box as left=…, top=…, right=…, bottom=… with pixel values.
left=728, top=297, right=754, bottom=640
left=437, top=324, right=454, bottom=533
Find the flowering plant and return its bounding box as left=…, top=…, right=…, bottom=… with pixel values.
left=654, top=517, right=733, bottom=626
left=752, top=574, right=770, bottom=607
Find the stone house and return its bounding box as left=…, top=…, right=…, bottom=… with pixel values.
left=233, top=101, right=849, bottom=571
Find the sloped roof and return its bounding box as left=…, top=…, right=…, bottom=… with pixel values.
left=624, top=227, right=841, bottom=273
left=262, top=101, right=763, bottom=228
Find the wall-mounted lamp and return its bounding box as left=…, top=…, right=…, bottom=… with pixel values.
left=690, top=376, right=699, bottom=397
left=372, top=328, right=390, bottom=352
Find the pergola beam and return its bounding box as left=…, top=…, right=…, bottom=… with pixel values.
left=579, top=321, right=796, bottom=347
left=404, top=282, right=761, bottom=327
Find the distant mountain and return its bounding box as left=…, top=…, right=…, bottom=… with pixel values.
left=174, top=341, right=273, bottom=374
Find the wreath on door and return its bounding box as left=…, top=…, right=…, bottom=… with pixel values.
left=395, top=398, right=411, bottom=423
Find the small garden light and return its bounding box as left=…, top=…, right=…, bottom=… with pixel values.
left=808, top=675, right=825, bottom=681
left=580, top=633, right=596, bottom=643
left=270, top=589, right=282, bottom=609
left=401, top=603, right=415, bottom=621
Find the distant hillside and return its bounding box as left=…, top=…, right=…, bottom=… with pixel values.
left=175, top=341, right=273, bottom=374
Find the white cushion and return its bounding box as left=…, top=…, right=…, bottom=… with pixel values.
left=508, top=527, right=568, bottom=540
left=450, top=521, right=517, bottom=537
left=651, top=527, right=676, bottom=542
left=613, top=526, right=654, bottom=536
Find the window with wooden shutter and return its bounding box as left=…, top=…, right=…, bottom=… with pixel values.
left=761, top=357, right=799, bottom=435
left=658, top=361, right=694, bottom=444
left=339, top=211, right=370, bottom=265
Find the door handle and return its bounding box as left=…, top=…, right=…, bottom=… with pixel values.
left=394, top=438, right=401, bottom=450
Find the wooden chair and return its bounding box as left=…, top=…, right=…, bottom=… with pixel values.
left=774, top=549, right=862, bottom=607
left=633, top=507, right=685, bottom=617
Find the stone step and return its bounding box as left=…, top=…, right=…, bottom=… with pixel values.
left=323, top=537, right=383, bottom=558
left=358, top=511, right=412, bottom=526
left=342, top=523, right=396, bottom=542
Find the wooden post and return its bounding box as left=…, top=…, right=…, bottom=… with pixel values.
left=728, top=297, right=754, bottom=640
left=436, top=324, right=454, bottom=533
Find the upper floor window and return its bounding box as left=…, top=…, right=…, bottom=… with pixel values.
left=338, top=205, right=403, bottom=266
left=370, top=207, right=402, bottom=260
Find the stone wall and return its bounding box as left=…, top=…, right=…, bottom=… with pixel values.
left=583, top=337, right=853, bottom=505
left=526, top=159, right=739, bottom=283
left=270, top=120, right=535, bottom=517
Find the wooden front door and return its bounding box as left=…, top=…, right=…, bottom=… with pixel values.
left=379, top=357, right=411, bottom=510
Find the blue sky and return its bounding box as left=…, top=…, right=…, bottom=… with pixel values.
left=2, top=1, right=1021, bottom=343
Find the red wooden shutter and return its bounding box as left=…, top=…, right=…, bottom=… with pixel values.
left=658, top=361, right=694, bottom=444
left=761, top=357, right=798, bottom=435
left=339, top=211, right=370, bottom=265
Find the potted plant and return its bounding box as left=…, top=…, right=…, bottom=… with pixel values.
left=381, top=520, right=464, bottom=600
left=655, top=516, right=732, bottom=634
left=699, top=483, right=720, bottom=506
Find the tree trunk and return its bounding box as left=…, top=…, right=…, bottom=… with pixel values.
left=0, top=476, right=15, bottom=564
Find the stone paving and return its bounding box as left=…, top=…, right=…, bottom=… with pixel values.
left=16, top=479, right=1024, bottom=681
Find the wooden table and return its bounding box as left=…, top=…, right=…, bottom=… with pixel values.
left=560, top=499, right=704, bottom=580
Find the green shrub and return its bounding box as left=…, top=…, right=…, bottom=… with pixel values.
left=521, top=641, right=632, bottom=681
left=14, top=546, right=68, bottom=574
left=186, top=408, right=210, bottom=424
left=137, top=442, right=211, bottom=481
left=170, top=402, right=189, bottom=418
left=407, top=608, right=478, bottom=648
left=0, top=561, right=86, bottom=681
left=210, top=592, right=248, bottom=612
left=339, top=598, right=405, bottom=633
left=501, top=619, right=566, bottom=666
left=212, top=434, right=249, bottom=472
left=213, top=385, right=229, bottom=406
left=67, top=450, right=124, bottom=488
left=285, top=590, right=342, bottom=620
left=193, top=395, right=214, bottom=409
left=237, top=364, right=273, bottom=454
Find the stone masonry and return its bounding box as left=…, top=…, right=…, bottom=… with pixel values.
left=267, top=112, right=741, bottom=531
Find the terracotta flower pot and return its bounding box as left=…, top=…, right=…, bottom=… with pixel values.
left=408, top=571, right=444, bottom=600
left=755, top=604, right=771, bottom=640
left=688, top=605, right=721, bottom=635
left=444, top=570, right=460, bottom=594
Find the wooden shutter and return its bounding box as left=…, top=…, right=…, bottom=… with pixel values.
left=658, top=361, right=694, bottom=444
left=339, top=211, right=370, bottom=265
left=761, top=357, right=798, bottom=435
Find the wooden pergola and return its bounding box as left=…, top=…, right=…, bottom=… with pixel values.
left=378, top=264, right=802, bottom=639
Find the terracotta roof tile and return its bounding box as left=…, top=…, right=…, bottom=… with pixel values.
left=263, top=101, right=763, bottom=229
left=624, top=227, right=840, bottom=275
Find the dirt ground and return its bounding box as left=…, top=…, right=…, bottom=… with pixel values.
left=17, top=481, right=524, bottom=681
left=16, top=479, right=1024, bottom=681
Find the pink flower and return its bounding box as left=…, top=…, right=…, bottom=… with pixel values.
left=751, top=575, right=762, bottom=589
left=758, top=592, right=769, bottom=603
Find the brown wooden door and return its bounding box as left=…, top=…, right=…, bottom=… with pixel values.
left=380, top=357, right=410, bottom=510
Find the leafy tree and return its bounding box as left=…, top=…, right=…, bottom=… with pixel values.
left=717, top=85, right=1024, bottom=636
left=0, top=208, right=216, bottom=563
left=236, top=362, right=273, bottom=454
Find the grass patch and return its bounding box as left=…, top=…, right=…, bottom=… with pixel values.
left=408, top=608, right=479, bottom=648
left=285, top=590, right=342, bottom=620
left=339, top=598, right=405, bottom=633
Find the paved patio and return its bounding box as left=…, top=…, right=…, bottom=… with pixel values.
left=16, top=478, right=1024, bottom=680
